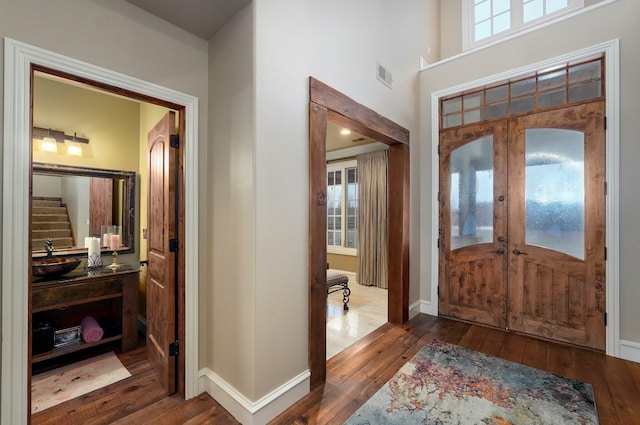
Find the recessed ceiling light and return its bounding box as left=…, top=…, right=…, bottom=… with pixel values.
left=340, top=128, right=351, bottom=135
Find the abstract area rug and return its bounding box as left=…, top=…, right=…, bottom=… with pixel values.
left=345, top=340, right=598, bottom=424
left=31, top=352, right=131, bottom=413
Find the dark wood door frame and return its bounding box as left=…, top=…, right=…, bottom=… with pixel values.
left=308, top=77, right=410, bottom=388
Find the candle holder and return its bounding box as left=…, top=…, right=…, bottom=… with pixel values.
left=107, top=249, right=120, bottom=269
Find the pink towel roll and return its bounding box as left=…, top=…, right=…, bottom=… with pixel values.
left=81, top=316, right=104, bottom=343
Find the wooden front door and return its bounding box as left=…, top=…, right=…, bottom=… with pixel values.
left=439, top=121, right=509, bottom=328
left=439, top=101, right=606, bottom=350
left=147, top=111, right=178, bottom=394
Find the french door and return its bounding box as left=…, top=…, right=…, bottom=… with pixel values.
left=439, top=101, right=606, bottom=350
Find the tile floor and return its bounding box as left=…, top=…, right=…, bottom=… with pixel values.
left=326, top=272, right=388, bottom=359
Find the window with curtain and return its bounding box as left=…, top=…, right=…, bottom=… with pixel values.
left=356, top=150, right=388, bottom=289
left=462, top=0, right=584, bottom=50
left=327, top=159, right=358, bottom=256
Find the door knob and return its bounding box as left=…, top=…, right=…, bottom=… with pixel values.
left=496, top=248, right=505, bottom=255
left=513, top=248, right=528, bottom=256
left=497, top=236, right=505, bottom=242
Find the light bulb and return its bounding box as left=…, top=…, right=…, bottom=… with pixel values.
left=40, top=137, right=58, bottom=153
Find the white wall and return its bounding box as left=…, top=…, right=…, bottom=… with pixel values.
left=0, top=0, right=208, bottom=418
left=253, top=0, right=432, bottom=400
left=421, top=0, right=640, bottom=346
left=208, top=1, right=257, bottom=400
left=206, top=0, right=437, bottom=420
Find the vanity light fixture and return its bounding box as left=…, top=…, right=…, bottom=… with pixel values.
left=66, top=133, right=86, bottom=157
left=32, top=126, right=89, bottom=156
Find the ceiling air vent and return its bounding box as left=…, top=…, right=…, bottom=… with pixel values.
left=377, top=62, right=392, bottom=88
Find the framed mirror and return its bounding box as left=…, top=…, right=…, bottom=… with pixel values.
left=32, top=162, right=136, bottom=258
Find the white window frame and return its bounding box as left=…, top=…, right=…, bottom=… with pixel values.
left=327, top=159, right=358, bottom=257
left=462, top=0, right=584, bottom=51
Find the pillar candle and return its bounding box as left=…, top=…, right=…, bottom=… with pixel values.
left=88, top=237, right=100, bottom=257
left=110, top=234, right=120, bottom=251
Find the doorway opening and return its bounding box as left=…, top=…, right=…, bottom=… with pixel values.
left=325, top=123, right=389, bottom=359
left=308, top=77, right=410, bottom=388
left=28, top=66, right=185, bottom=413
left=1, top=39, right=199, bottom=424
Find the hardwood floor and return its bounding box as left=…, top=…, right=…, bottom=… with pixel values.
left=270, top=314, right=640, bottom=425
left=32, top=315, right=640, bottom=424
left=31, top=345, right=239, bottom=425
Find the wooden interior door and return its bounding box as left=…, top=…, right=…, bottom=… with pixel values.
left=439, top=101, right=606, bottom=350
left=507, top=102, right=606, bottom=350
left=439, top=121, right=508, bottom=328
left=147, top=111, right=178, bottom=394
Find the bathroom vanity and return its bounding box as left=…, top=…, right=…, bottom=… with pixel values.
left=31, top=265, right=139, bottom=364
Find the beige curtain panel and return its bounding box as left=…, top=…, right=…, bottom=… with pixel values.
left=356, top=150, right=388, bottom=289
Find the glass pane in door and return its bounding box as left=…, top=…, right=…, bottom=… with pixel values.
left=525, top=128, right=585, bottom=259
left=450, top=136, right=494, bottom=250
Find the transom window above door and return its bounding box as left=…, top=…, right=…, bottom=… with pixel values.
left=440, top=56, right=603, bottom=129
left=463, top=0, right=584, bottom=50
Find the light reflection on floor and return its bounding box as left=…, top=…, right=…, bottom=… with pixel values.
left=326, top=274, right=387, bottom=359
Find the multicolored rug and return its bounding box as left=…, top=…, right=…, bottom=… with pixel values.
left=31, top=352, right=131, bottom=413
left=345, top=339, right=598, bottom=424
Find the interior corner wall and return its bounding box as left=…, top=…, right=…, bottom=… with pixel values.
left=208, top=1, right=257, bottom=401
left=420, top=0, right=640, bottom=343
left=253, top=0, right=434, bottom=403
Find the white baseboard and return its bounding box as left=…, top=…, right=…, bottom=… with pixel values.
left=409, top=298, right=437, bottom=319
left=620, top=340, right=640, bottom=363
left=409, top=299, right=425, bottom=319
left=199, top=367, right=310, bottom=425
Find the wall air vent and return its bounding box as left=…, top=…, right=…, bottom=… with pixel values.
left=377, top=62, right=392, bottom=88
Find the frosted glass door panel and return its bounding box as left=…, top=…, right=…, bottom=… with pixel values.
left=525, top=128, right=584, bottom=259
left=450, top=136, right=494, bottom=250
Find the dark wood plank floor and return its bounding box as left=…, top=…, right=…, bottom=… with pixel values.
left=32, top=314, right=640, bottom=424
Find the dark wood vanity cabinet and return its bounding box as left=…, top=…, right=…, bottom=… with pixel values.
left=31, top=266, right=139, bottom=363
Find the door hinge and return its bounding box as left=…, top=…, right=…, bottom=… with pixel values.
left=604, top=116, right=607, bottom=130
left=604, top=181, right=608, bottom=196
left=170, top=134, right=179, bottom=148
left=437, top=191, right=441, bottom=202
left=169, top=238, right=179, bottom=252
left=437, top=144, right=441, bottom=155
left=437, top=238, right=440, bottom=249
left=604, top=312, right=608, bottom=327
left=437, top=285, right=440, bottom=296
left=604, top=246, right=607, bottom=261
left=169, top=341, right=179, bottom=356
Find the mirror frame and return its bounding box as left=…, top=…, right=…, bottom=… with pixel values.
left=32, top=162, right=136, bottom=258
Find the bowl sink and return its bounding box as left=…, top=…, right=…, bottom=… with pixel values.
left=32, top=258, right=82, bottom=278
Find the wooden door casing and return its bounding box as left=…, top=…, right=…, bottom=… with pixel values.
left=439, top=121, right=508, bottom=328
left=89, top=177, right=113, bottom=238
left=507, top=102, right=606, bottom=350
left=147, top=111, right=178, bottom=394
